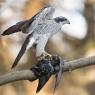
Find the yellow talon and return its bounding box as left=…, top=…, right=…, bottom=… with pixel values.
left=38, top=52, right=52, bottom=60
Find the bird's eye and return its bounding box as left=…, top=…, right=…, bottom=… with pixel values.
left=63, top=18, right=67, bottom=21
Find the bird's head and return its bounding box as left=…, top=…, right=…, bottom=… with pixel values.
left=54, top=16, right=70, bottom=26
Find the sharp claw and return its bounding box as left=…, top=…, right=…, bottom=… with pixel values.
left=38, top=52, right=52, bottom=60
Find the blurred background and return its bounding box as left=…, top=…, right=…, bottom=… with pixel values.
left=0, top=0, right=95, bottom=95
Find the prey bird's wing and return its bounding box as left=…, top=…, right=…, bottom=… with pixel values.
left=53, top=60, right=63, bottom=93
left=11, top=33, right=33, bottom=68
left=1, top=20, right=28, bottom=36
left=53, top=70, right=63, bottom=93
left=36, top=74, right=51, bottom=93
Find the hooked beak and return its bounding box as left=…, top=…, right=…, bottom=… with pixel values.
left=66, top=19, right=70, bottom=24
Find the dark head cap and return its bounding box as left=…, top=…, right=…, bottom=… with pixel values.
left=54, top=16, right=70, bottom=24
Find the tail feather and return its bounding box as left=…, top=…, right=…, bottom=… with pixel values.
left=11, top=33, right=33, bottom=69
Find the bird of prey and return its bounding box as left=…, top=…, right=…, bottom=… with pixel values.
left=1, top=7, right=70, bottom=68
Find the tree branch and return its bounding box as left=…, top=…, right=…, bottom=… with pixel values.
left=0, top=55, right=95, bottom=86
left=63, top=55, right=95, bottom=71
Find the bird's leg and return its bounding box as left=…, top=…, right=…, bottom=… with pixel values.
left=43, top=52, right=52, bottom=59
left=38, top=52, right=52, bottom=60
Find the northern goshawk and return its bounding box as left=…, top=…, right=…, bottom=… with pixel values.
left=2, top=7, right=70, bottom=68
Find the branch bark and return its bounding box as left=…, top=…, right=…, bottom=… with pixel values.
left=0, top=55, right=95, bottom=86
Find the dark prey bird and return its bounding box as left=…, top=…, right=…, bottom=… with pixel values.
left=1, top=7, right=70, bottom=69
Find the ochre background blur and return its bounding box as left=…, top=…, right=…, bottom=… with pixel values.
left=0, top=0, right=95, bottom=95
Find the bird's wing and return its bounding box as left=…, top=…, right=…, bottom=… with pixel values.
left=36, top=6, right=55, bottom=20
left=36, top=74, right=51, bottom=93
left=2, top=7, right=55, bottom=35
left=21, top=7, right=55, bottom=33
left=1, top=20, right=28, bottom=36
left=53, top=60, right=63, bottom=93
left=11, top=33, right=33, bottom=69
left=30, top=6, right=55, bottom=23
